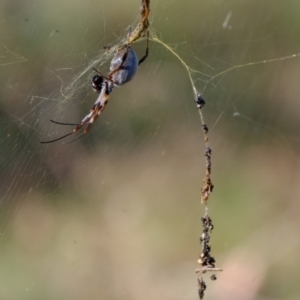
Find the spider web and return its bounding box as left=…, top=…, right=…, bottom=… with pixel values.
left=0, top=0, right=300, bottom=299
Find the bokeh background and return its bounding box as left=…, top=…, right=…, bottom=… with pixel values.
left=0, top=0, right=300, bottom=299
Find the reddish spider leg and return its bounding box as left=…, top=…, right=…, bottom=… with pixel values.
left=74, top=83, right=111, bottom=135
left=40, top=82, right=111, bottom=144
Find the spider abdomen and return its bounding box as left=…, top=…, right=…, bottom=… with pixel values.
left=110, top=46, right=138, bottom=86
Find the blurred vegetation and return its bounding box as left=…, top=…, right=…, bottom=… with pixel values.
left=0, top=0, right=300, bottom=299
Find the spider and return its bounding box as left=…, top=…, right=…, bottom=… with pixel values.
left=40, top=32, right=149, bottom=144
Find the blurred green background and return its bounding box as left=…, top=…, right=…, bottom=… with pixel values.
left=0, top=0, right=300, bottom=299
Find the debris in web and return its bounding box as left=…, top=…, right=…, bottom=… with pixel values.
left=150, top=20, right=223, bottom=297
left=129, top=0, right=150, bottom=45
left=195, top=213, right=222, bottom=299
left=194, top=90, right=222, bottom=299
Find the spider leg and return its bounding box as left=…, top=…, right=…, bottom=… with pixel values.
left=108, top=46, right=129, bottom=79
left=61, top=91, right=108, bottom=144
left=40, top=82, right=111, bottom=144
left=40, top=131, right=76, bottom=144
left=75, top=81, right=110, bottom=136
left=62, top=113, right=99, bottom=145
left=50, top=120, right=79, bottom=126
left=61, top=132, right=86, bottom=145
left=40, top=115, right=92, bottom=144
left=138, top=31, right=149, bottom=65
